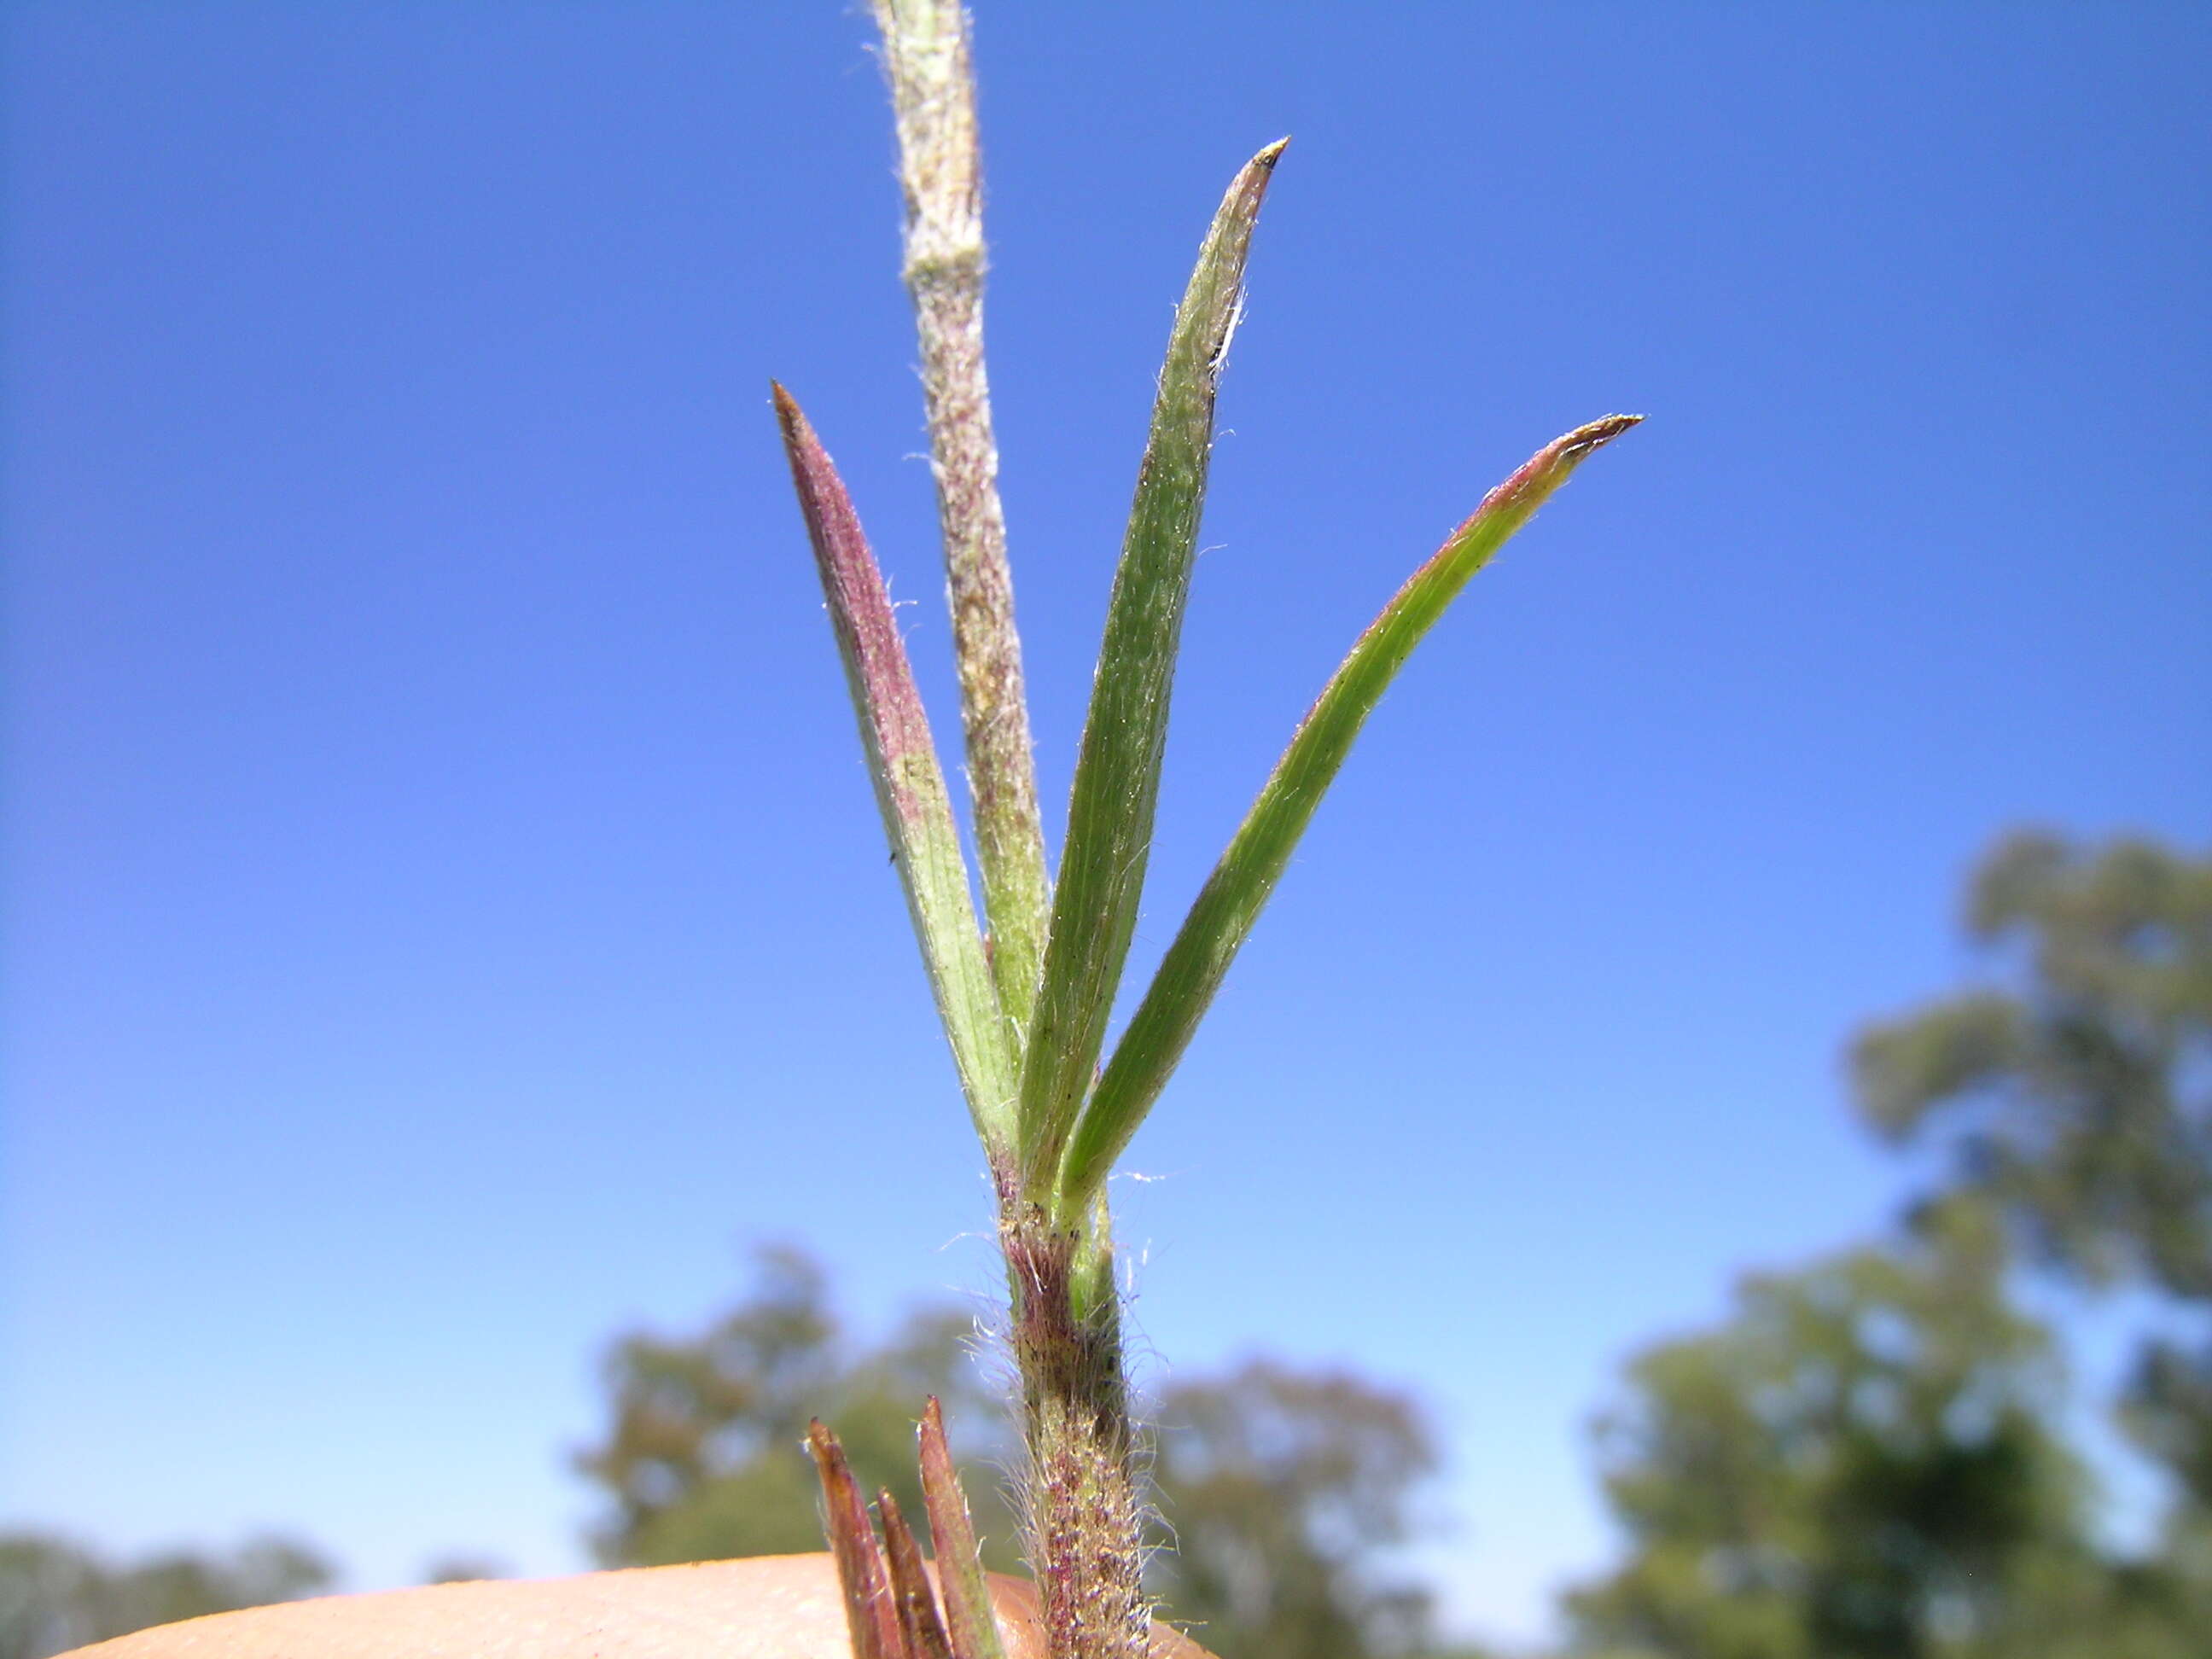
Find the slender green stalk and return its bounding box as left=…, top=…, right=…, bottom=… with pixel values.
left=1056, top=414, right=1644, bottom=1214
left=871, top=0, right=1050, bottom=1037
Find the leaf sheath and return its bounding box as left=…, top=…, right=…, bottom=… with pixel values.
left=775, top=383, right=1019, bottom=1154
left=1057, top=415, right=1644, bottom=1211
left=1015, top=140, right=1289, bottom=1195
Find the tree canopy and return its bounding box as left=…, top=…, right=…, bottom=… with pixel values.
left=1850, top=832, right=2212, bottom=1516
left=1567, top=830, right=2212, bottom=1659
left=1146, top=1359, right=1442, bottom=1659
left=1564, top=1206, right=2183, bottom=1659
left=0, top=1533, right=331, bottom=1659
left=1851, top=832, right=2212, bottom=1303
left=573, top=1245, right=1022, bottom=1571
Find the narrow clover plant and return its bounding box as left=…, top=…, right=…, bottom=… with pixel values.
left=776, top=3, right=1639, bottom=1656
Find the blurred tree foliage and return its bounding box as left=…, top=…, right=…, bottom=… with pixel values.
left=1564, top=1206, right=2200, bottom=1658
left=575, top=1249, right=1457, bottom=1657
left=1568, top=830, right=2212, bottom=1658
left=419, top=1553, right=509, bottom=1584
left=1146, top=1359, right=1443, bottom=1659
left=574, top=1244, right=1023, bottom=1571
left=1850, top=833, right=2212, bottom=1520
left=0, top=1532, right=331, bottom=1659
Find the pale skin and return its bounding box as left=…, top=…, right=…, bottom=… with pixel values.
left=54, top=1555, right=1215, bottom=1659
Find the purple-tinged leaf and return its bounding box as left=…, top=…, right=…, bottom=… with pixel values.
left=776, top=385, right=1019, bottom=1155
left=918, top=1396, right=1009, bottom=1659
left=880, top=1489, right=957, bottom=1659
left=809, top=1418, right=907, bottom=1659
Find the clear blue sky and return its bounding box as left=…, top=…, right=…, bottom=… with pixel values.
left=5, top=1, right=2207, bottom=1645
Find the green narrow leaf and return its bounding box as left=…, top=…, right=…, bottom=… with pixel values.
left=1016, top=139, right=1289, bottom=1195
left=917, top=1397, right=1010, bottom=1659
left=1057, top=415, right=1644, bottom=1214
left=775, top=384, right=1019, bottom=1155
left=808, top=1419, right=908, bottom=1659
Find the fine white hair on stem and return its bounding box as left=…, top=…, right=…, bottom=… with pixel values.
left=870, top=0, right=1051, bottom=1039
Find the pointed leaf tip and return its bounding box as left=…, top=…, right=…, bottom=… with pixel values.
left=775, top=387, right=1020, bottom=1154
left=1553, top=412, right=1643, bottom=463
left=770, top=379, right=806, bottom=437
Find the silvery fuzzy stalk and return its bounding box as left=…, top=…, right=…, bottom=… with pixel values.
left=870, top=0, right=1049, bottom=1038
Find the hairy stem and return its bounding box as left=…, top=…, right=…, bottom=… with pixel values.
left=870, top=0, right=1050, bottom=1035
left=1001, top=1200, right=1147, bottom=1659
